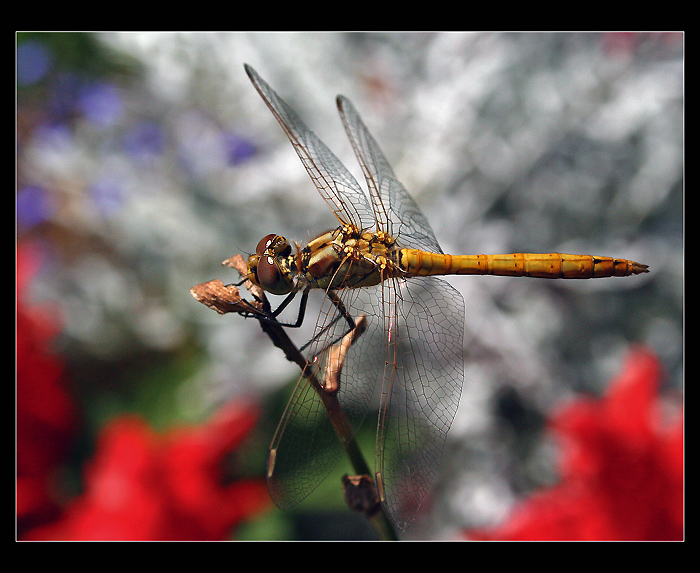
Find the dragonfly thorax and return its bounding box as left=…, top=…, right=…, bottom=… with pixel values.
left=300, top=226, right=401, bottom=290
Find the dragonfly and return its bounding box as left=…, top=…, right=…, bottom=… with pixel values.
left=241, top=64, right=648, bottom=531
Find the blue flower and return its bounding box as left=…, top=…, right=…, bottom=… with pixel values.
left=17, top=40, right=53, bottom=86
left=77, top=81, right=123, bottom=126
left=17, top=184, right=54, bottom=230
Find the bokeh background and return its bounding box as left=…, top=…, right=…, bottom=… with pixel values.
left=17, top=32, right=683, bottom=540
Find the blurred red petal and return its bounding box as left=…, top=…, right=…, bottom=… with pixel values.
left=605, top=347, right=661, bottom=440
left=17, top=241, right=77, bottom=533
left=23, top=405, right=269, bottom=541
left=465, top=346, right=683, bottom=541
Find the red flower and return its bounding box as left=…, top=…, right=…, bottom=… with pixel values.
left=467, top=347, right=683, bottom=541
left=24, top=404, right=270, bottom=540
left=17, top=241, right=77, bottom=533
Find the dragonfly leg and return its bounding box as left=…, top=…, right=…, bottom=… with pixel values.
left=270, top=289, right=308, bottom=326
left=299, top=290, right=357, bottom=353
left=239, top=289, right=310, bottom=329
left=327, top=290, right=358, bottom=332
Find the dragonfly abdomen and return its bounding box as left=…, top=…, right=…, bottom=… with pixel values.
left=399, top=250, right=648, bottom=279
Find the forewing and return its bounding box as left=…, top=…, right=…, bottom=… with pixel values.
left=336, top=95, right=443, bottom=253
left=245, top=65, right=375, bottom=230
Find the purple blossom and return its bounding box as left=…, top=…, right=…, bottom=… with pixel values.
left=122, top=121, right=165, bottom=158
left=17, top=185, right=54, bottom=230
left=17, top=40, right=53, bottom=86
left=77, top=81, right=123, bottom=126
left=220, top=132, right=257, bottom=165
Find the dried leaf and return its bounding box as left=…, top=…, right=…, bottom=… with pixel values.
left=190, top=279, right=255, bottom=315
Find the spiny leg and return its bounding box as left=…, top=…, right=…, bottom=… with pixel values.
left=300, top=290, right=358, bottom=353
left=236, top=287, right=310, bottom=329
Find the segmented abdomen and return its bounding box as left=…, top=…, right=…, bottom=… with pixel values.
left=399, top=250, right=649, bottom=279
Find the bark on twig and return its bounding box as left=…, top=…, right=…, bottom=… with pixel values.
left=323, top=315, right=367, bottom=394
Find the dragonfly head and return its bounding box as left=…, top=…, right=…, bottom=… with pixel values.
left=247, top=234, right=295, bottom=295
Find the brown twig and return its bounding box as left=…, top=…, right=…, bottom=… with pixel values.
left=323, top=315, right=367, bottom=394
left=189, top=279, right=252, bottom=315
left=189, top=255, right=267, bottom=317
left=343, top=474, right=381, bottom=517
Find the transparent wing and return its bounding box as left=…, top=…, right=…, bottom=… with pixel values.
left=337, top=95, right=465, bottom=527
left=376, top=276, right=464, bottom=529
left=266, top=285, right=385, bottom=510
left=266, top=360, right=340, bottom=509
left=336, top=95, right=443, bottom=253
left=245, top=64, right=375, bottom=231
left=266, top=277, right=465, bottom=529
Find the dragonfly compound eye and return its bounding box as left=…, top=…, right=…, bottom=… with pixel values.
left=256, top=234, right=278, bottom=256
left=256, top=234, right=292, bottom=258
left=256, top=255, right=293, bottom=295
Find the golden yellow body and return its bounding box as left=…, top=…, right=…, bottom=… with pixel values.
left=398, top=249, right=648, bottom=279
left=247, top=226, right=648, bottom=296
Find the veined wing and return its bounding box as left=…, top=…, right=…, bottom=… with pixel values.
left=337, top=94, right=465, bottom=528
left=270, top=273, right=465, bottom=529
left=245, top=64, right=375, bottom=231
left=267, top=283, right=385, bottom=511
left=336, top=95, right=443, bottom=254
left=376, top=275, right=464, bottom=529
